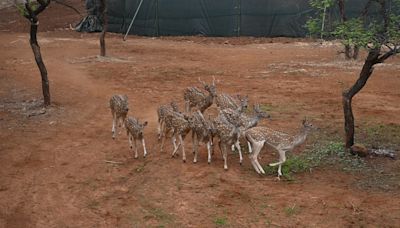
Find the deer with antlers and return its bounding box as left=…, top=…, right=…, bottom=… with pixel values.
left=183, top=77, right=217, bottom=113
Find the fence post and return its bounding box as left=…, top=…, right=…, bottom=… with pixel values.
left=237, top=0, right=241, bottom=36
left=156, top=0, right=159, bottom=36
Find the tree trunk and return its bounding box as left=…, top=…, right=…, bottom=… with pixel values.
left=100, top=0, right=107, bottom=57
left=353, top=45, right=360, bottom=60
left=342, top=49, right=379, bottom=149
left=344, top=45, right=352, bottom=60
left=30, top=20, right=50, bottom=106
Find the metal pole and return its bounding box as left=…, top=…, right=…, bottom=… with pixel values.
left=321, top=6, right=327, bottom=39
left=123, top=0, right=145, bottom=41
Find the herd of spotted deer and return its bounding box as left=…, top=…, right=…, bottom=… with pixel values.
left=109, top=77, right=315, bottom=179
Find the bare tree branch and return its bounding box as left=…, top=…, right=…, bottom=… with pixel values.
left=53, top=0, right=82, bottom=16
left=34, top=0, right=51, bottom=15
left=376, top=49, right=397, bottom=63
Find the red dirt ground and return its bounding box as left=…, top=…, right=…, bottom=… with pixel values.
left=1, top=3, right=400, bottom=227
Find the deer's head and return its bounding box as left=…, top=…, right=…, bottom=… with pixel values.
left=253, top=104, right=271, bottom=119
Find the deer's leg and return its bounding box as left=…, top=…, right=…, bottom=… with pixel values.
left=249, top=141, right=263, bottom=174
left=218, top=140, right=223, bottom=158
left=234, top=140, right=243, bottom=165
left=249, top=156, right=261, bottom=174
left=112, top=112, right=117, bottom=139
left=277, top=150, right=286, bottom=178
left=210, top=136, right=214, bottom=155
left=222, top=143, right=228, bottom=170
left=134, top=138, right=138, bottom=159
left=252, top=140, right=265, bottom=174
left=193, top=134, right=198, bottom=163
left=178, top=134, right=186, bottom=163
left=160, top=128, right=168, bottom=152
left=231, top=144, right=235, bottom=152
left=247, top=141, right=252, bottom=153
left=185, top=102, right=190, bottom=113
left=269, top=150, right=287, bottom=178
left=207, top=141, right=212, bottom=164
left=172, top=130, right=178, bottom=151
left=157, top=119, right=163, bottom=140
left=171, top=134, right=181, bottom=158
left=142, top=138, right=147, bottom=158
left=191, top=131, right=196, bottom=154
left=118, top=117, right=123, bottom=135
left=128, top=134, right=133, bottom=149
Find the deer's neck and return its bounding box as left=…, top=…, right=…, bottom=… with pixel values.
left=292, top=128, right=309, bottom=147
left=244, top=114, right=261, bottom=129
left=202, top=93, right=214, bottom=108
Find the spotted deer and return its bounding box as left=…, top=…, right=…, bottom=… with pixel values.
left=125, top=116, right=148, bottom=158
left=220, top=104, right=270, bottom=164
left=216, top=93, right=248, bottom=113
left=157, top=101, right=179, bottom=140
left=245, top=118, right=314, bottom=179
left=110, top=95, right=129, bottom=139
left=160, top=110, right=192, bottom=162
left=189, top=111, right=213, bottom=164
left=183, top=77, right=217, bottom=113
left=212, top=111, right=241, bottom=170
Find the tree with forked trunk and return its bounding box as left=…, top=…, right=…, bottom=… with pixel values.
left=307, top=0, right=400, bottom=151
left=18, top=0, right=51, bottom=106
left=342, top=0, right=400, bottom=150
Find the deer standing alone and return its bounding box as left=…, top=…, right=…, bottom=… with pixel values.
left=125, top=116, right=148, bottom=158
left=110, top=95, right=129, bottom=139
left=245, top=119, right=314, bottom=179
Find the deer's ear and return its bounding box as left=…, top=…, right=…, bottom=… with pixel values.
left=302, top=117, right=307, bottom=125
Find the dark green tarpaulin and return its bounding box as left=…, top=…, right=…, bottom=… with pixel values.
left=95, top=0, right=392, bottom=37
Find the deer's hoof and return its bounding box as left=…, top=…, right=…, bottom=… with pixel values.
left=183, top=159, right=186, bottom=163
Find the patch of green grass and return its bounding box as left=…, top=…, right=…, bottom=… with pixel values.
left=149, top=207, right=173, bottom=223
left=361, top=123, right=400, bottom=148
left=259, top=103, right=274, bottom=112
left=284, top=204, right=300, bottom=217
left=214, top=217, right=228, bottom=226
left=263, top=141, right=368, bottom=180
